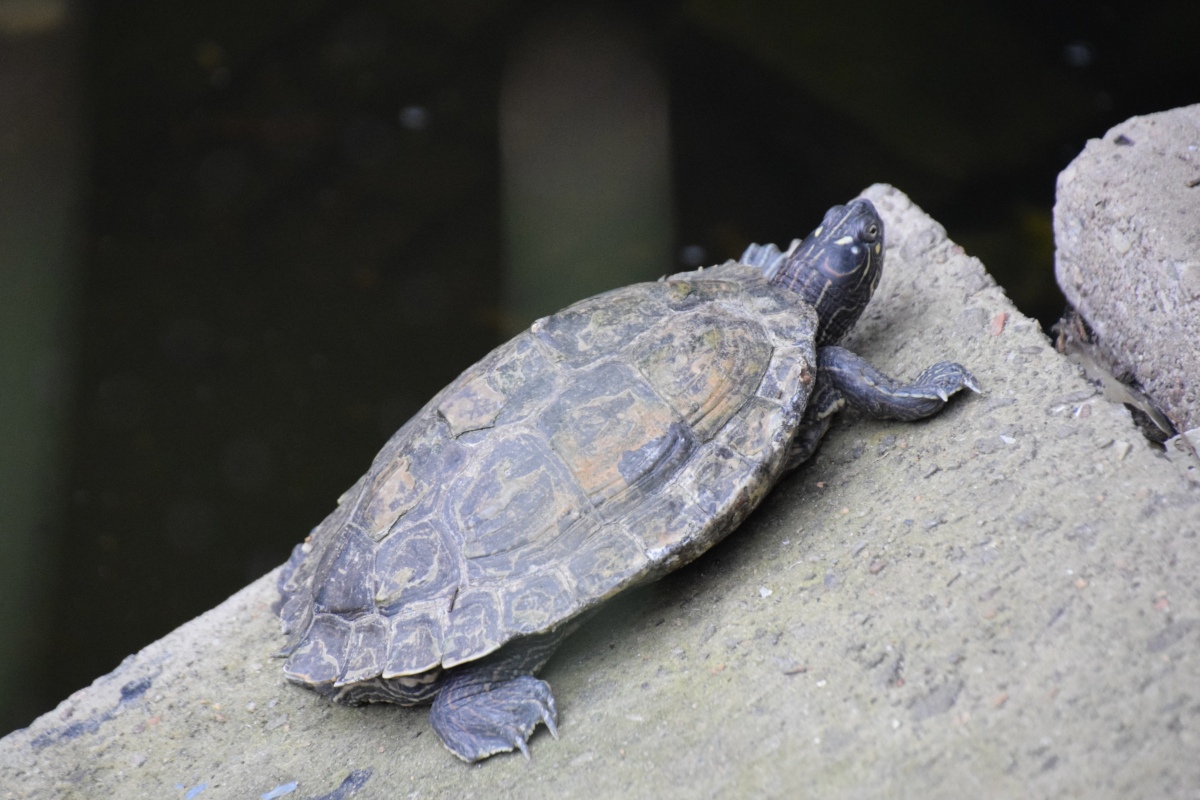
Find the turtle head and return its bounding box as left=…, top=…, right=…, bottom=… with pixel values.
left=770, top=198, right=884, bottom=346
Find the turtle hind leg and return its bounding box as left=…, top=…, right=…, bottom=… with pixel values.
left=431, top=673, right=557, bottom=762
left=429, top=633, right=563, bottom=762
left=820, top=345, right=980, bottom=422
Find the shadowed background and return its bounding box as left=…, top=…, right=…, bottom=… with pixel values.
left=2, top=0, right=1197, bottom=736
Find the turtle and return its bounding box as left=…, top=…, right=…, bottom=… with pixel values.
left=274, top=197, right=979, bottom=762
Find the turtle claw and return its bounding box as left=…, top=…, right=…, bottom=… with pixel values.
left=513, top=736, right=531, bottom=760
left=912, top=361, right=979, bottom=402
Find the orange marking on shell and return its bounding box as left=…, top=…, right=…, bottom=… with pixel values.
left=438, top=374, right=506, bottom=436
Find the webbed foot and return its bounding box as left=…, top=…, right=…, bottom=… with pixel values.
left=430, top=672, right=558, bottom=762
left=892, top=360, right=981, bottom=408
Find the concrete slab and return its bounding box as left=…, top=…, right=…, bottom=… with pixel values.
left=1054, top=103, right=1200, bottom=436
left=3, top=184, right=1197, bottom=799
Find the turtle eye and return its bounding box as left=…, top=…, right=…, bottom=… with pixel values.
left=863, top=222, right=880, bottom=242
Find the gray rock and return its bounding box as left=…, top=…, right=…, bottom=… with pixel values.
left=1054, top=104, right=1200, bottom=438
left=3, top=185, right=1198, bottom=799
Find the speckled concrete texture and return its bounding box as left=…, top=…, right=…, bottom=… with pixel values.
left=1055, top=104, right=1200, bottom=436
left=3, top=185, right=1197, bottom=800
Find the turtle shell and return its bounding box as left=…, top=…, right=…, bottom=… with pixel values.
left=276, top=262, right=818, bottom=695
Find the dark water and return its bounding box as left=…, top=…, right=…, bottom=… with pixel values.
left=3, top=0, right=1197, bottom=735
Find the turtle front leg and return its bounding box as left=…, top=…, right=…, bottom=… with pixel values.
left=429, top=633, right=563, bottom=762
left=784, top=346, right=979, bottom=469
left=819, top=345, right=979, bottom=420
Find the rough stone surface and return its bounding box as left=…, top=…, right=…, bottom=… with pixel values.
left=1054, top=104, right=1200, bottom=435
left=4, top=185, right=1199, bottom=799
